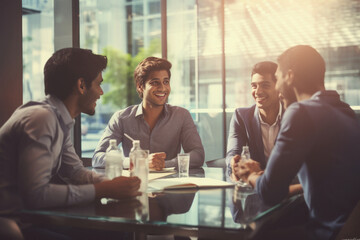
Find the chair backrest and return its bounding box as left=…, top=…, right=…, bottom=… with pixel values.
left=205, top=158, right=226, bottom=169
left=0, top=217, right=24, bottom=240
left=335, top=200, right=360, bottom=240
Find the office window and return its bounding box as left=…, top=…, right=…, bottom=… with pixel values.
left=79, top=0, right=161, bottom=158
left=77, top=0, right=360, bottom=160
left=224, top=0, right=360, bottom=116
left=22, top=0, right=54, bottom=103
left=167, top=0, right=224, bottom=162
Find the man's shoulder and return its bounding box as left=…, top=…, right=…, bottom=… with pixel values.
left=113, top=104, right=139, bottom=118
left=5, top=102, right=59, bottom=137
left=234, top=105, right=256, bottom=118
left=18, top=102, right=57, bottom=122
left=166, top=104, right=191, bottom=115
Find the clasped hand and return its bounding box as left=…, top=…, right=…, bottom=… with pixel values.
left=230, top=155, right=262, bottom=184
left=149, top=152, right=166, bottom=171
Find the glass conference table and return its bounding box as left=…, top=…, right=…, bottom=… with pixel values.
left=21, top=168, right=304, bottom=240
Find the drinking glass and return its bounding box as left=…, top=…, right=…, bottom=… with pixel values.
left=177, top=153, right=190, bottom=178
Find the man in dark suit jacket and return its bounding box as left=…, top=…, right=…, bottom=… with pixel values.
left=241, top=45, right=360, bottom=239
left=226, top=61, right=283, bottom=180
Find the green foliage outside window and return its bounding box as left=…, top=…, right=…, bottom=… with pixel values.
left=101, top=38, right=161, bottom=108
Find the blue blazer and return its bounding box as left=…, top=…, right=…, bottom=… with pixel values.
left=226, top=105, right=266, bottom=176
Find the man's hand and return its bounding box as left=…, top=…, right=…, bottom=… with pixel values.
left=231, top=155, right=262, bottom=182
left=230, top=155, right=241, bottom=181
left=149, top=152, right=166, bottom=171
left=239, top=160, right=263, bottom=187
left=239, top=159, right=262, bottom=182
left=94, top=176, right=141, bottom=199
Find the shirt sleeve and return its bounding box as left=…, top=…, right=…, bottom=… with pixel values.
left=175, top=109, right=205, bottom=168
left=255, top=104, right=314, bottom=205
left=92, top=111, right=124, bottom=167
left=18, top=109, right=97, bottom=209
left=60, top=133, right=106, bottom=184
left=225, top=110, right=248, bottom=177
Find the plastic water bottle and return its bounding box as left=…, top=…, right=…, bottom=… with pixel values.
left=129, top=140, right=140, bottom=176
left=129, top=140, right=149, bottom=192
left=241, top=145, right=250, bottom=162
left=135, top=193, right=149, bottom=222
left=105, top=139, right=124, bottom=179
left=238, top=145, right=251, bottom=188
left=136, top=150, right=149, bottom=193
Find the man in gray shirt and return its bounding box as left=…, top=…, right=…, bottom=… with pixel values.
left=0, top=48, right=140, bottom=215
left=92, top=57, right=205, bottom=170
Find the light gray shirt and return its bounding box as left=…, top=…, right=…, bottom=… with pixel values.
left=0, top=95, right=104, bottom=213
left=92, top=103, right=205, bottom=168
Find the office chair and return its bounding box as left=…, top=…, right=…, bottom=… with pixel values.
left=0, top=217, right=24, bottom=240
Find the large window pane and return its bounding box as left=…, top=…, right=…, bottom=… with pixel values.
left=224, top=0, right=360, bottom=117
left=167, top=0, right=224, bottom=162
left=80, top=0, right=161, bottom=157
left=22, top=0, right=54, bottom=103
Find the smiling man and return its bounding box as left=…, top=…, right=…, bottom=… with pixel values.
left=92, top=57, right=204, bottom=170
left=226, top=61, right=284, bottom=181
left=0, top=48, right=141, bottom=239
left=240, top=45, right=360, bottom=240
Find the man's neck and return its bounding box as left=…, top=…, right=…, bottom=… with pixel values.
left=259, top=103, right=280, bottom=125
left=294, top=86, right=325, bottom=102
left=142, top=102, right=164, bottom=131
left=62, top=96, right=79, bottom=119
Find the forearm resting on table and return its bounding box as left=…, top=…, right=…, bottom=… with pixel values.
left=248, top=172, right=303, bottom=197
left=288, top=183, right=303, bottom=196
left=94, top=180, right=111, bottom=199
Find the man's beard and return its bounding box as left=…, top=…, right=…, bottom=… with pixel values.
left=279, top=84, right=297, bottom=109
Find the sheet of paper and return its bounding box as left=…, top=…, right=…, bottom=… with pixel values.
left=122, top=170, right=176, bottom=181
left=148, top=177, right=234, bottom=191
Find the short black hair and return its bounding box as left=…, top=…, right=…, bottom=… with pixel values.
left=277, top=45, right=325, bottom=94
left=44, top=48, right=107, bottom=100
left=134, top=57, right=172, bottom=98
left=251, top=61, right=278, bottom=82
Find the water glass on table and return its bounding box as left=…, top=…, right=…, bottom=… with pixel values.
left=177, top=153, right=190, bottom=178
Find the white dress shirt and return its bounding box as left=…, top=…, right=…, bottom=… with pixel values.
left=258, top=102, right=282, bottom=161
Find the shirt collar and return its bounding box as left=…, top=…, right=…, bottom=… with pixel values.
left=45, top=95, right=75, bottom=129
left=310, top=90, right=339, bottom=100
left=258, top=101, right=282, bottom=126
left=135, top=102, right=144, bottom=117
left=135, top=101, right=169, bottom=118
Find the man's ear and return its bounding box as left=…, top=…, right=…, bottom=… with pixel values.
left=137, top=83, right=144, bottom=94
left=286, top=69, right=295, bottom=87
left=76, top=78, right=86, bottom=95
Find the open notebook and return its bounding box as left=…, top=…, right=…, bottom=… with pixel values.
left=148, top=177, right=234, bottom=191
left=122, top=170, right=175, bottom=181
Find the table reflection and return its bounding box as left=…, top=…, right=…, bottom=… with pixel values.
left=229, top=185, right=263, bottom=226
left=21, top=168, right=302, bottom=239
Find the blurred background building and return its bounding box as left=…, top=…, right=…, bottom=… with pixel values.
left=21, top=0, right=360, bottom=161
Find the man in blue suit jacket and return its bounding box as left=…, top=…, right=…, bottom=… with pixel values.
left=226, top=61, right=283, bottom=180
left=241, top=45, right=360, bottom=240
